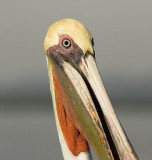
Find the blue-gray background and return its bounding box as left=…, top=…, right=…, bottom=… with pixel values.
left=0, top=0, right=152, bottom=159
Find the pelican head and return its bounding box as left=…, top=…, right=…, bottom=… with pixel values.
left=44, top=19, right=138, bottom=160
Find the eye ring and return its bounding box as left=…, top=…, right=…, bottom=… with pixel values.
left=62, top=39, right=71, bottom=48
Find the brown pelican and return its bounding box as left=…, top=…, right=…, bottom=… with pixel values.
left=44, top=19, right=138, bottom=160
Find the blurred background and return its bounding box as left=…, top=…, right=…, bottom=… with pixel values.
left=0, top=0, right=152, bottom=159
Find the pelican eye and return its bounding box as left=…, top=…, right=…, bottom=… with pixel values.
left=62, top=39, right=71, bottom=48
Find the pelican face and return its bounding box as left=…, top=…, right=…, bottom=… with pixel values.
left=44, top=19, right=138, bottom=160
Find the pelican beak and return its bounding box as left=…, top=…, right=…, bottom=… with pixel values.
left=47, top=48, right=137, bottom=160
